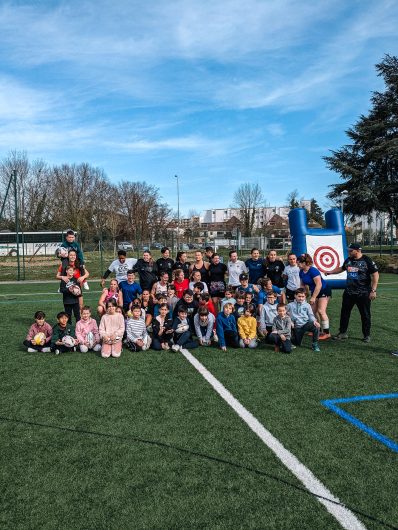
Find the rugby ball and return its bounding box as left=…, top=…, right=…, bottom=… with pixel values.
left=86, top=331, right=94, bottom=348
left=33, top=332, right=46, bottom=346
left=68, top=284, right=81, bottom=296
left=62, top=335, right=75, bottom=348
left=56, top=247, right=69, bottom=258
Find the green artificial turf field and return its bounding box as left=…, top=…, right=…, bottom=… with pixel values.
left=0, top=277, right=397, bottom=529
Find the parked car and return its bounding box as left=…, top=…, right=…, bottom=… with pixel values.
left=117, top=241, right=134, bottom=251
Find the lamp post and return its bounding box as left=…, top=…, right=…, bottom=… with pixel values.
left=175, top=175, right=180, bottom=251
left=339, top=190, right=348, bottom=218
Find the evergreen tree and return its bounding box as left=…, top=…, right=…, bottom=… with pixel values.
left=325, top=55, right=398, bottom=227
left=309, top=198, right=325, bottom=226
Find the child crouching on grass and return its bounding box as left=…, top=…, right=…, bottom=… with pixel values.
left=99, top=300, right=125, bottom=358
left=75, top=306, right=101, bottom=353
left=171, top=306, right=198, bottom=351
left=51, top=311, right=78, bottom=355
left=287, top=288, right=321, bottom=352
left=24, top=311, right=52, bottom=353
left=268, top=303, right=292, bottom=353
left=216, top=302, right=239, bottom=351
left=237, top=304, right=258, bottom=349
left=194, top=307, right=216, bottom=346
left=126, top=306, right=152, bottom=351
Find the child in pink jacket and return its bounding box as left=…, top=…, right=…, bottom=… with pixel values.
left=99, top=300, right=125, bottom=358
left=75, top=306, right=101, bottom=353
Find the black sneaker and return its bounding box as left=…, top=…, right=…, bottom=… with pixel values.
left=362, top=336, right=371, bottom=343
left=332, top=332, right=348, bottom=340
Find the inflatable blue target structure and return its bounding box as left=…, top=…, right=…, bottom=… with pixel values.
left=288, top=208, right=347, bottom=289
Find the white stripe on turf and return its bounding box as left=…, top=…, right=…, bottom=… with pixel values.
left=180, top=348, right=366, bottom=530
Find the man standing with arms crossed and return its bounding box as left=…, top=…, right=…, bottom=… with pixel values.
left=328, top=243, right=379, bottom=343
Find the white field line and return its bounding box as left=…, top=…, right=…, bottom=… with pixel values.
left=180, top=348, right=366, bottom=530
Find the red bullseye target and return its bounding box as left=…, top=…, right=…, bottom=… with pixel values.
left=313, top=246, right=340, bottom=273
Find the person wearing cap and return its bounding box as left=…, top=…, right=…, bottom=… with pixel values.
left=328, top=243, right=379, bottom=343
left=236, top=272, right=259, bottom=296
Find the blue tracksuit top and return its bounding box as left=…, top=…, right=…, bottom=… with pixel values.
left=216, top=312, right=237, bottom=348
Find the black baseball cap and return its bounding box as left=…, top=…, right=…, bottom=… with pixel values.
left=348, top=243, right=362, bottom=250
left=239, top=273, right=249, bottom=280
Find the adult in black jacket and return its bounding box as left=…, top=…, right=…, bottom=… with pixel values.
left=172, top=251, right=191, bottom=279
left=133, top=251, right=158, bottom=290
left=156, top=247, right=174, bottom=281
left=264, top=250, right=285, bottom=288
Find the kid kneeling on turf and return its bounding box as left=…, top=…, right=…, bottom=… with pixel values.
left=238, top=304, right=258, bottom=349
left=75, top=306, right=101, bottom=353
left=268, top=303, right=292, bottom=353
left=51, top=311, right=78, bottom=354
left=99, top=300, right=125, bottom=358
left=126, top=305, right=152, bottom=351
left=24, top=310, right=52, bottom=353
left=171, top=306, right=198, bottom=351
left=216, top=302, right=239, bottom=351
left=287, top=288, right=321, bottom=352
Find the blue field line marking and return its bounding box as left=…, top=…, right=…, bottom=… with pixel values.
left=321, top=393, right=398, bottom=453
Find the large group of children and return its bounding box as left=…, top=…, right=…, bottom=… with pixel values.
left=24, top=231, right=332, bottom=357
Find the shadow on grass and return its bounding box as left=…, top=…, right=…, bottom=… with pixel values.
left=0, top=414, right=396, bottom=530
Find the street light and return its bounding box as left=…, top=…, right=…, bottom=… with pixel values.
left=339, top=190, right=348, bottom=218
left=175, top=175, right=180, bottom=251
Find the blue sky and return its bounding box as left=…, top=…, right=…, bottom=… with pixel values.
left=0, top=0, right=397, bottom=216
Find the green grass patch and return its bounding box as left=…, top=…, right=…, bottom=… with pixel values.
left=0, top=277, right=397, bottom=528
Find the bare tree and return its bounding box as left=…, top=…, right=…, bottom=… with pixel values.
left=118, top=181, right=163, bottom=247
left=233, top=183, right=264, bottom=236
left=286, top=189, right=300, bottom=209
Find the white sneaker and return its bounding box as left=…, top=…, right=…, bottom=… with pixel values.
left=83, top=281, right=89, bottom=291
left=42, top=347, right=51, bottom=353
left=172, top=344, right=180, bottom=352
left=213, top=333, right=219, bottom=343
left=55, top=349, right=60, bottom=355
left=27, top=347, right=36, bottom=353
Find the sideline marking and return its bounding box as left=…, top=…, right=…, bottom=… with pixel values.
left=180, top=348, right=366, bottom=530
left=322, top=394, right=398, bottom=453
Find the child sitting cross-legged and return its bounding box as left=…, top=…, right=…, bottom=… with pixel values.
left=268, top=303, right=293, bottom=353
left=237, top=304, right=258, bottom=349
left=287, top=288, right=321, bottom=352
left=24, top=310, right=52, bottom=353
left=75, top=306, right=102, bottom=353
left=194, top=306, right=216, bottom=346
left=171, top=306, right=198, bottom=351
left=126, top=305, right=152, bottom=351
left=51, top=311, right=78, bottom=355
